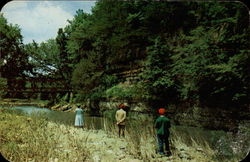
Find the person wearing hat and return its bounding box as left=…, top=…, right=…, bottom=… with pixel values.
left=115, top=103, right=127, bottom=137
left=155, top=108, right=171, bottom=156
left=74, top=104, right=84, bottom=128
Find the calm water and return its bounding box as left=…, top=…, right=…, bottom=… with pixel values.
left=0, top=106, right=105, bottom=129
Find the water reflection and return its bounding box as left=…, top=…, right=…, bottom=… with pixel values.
left=0, top=106, right=105, bottom=129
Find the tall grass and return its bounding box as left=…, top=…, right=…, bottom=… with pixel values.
left=101, top=114, right=242, bottom=162
left=0, top=108, right=90, bottom=162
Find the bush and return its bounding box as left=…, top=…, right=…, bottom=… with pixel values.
left=0, top=77, right=7, bottom=98
left=105, top=83, right=148, bottom=100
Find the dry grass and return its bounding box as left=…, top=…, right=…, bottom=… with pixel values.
left=102, top=118, right=241, bottom=162
left=0, top=108, right=90, bottom=162
left=0, top=108, right=139, bottom=162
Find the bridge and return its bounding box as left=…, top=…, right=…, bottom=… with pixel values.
left=0, top=77, right=76, bottom=95
left=4, top=88, right=74, bottom=93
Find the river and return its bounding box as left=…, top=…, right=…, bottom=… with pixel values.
left=0, top=105, right=105, bottom=130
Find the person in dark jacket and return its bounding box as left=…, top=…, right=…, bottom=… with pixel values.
left=155, top=108, right=171, bottom=156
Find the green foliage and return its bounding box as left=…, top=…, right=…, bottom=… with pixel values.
left=0, top=14, right=31, bottom=98
left=0, top=14, right=28, bottom=79
left=65, top=10, right=93, bottom=61
left=170, top=19, right=249, bottom=107
left=1, top=1, right=249, bottom=109
left=56, top=28, right=72, bottom=81
left=0, top=77, right=7, bottom=98
left=67, top=1, right=249, bottom=108
left=102, top=75, right=118, bottom=88
left=105, top=84, right=135, bottom=100
left=140, top=37, right=179, bottom=106
left=24, top=39, right=60, bottom=77
left=71, top=50, right=104, bottom=98
left=105, top=82, right=149, bottom=101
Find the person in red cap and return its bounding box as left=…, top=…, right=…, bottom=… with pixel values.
left=115, top=103, right=127, bottom=137
left=155, top=108, right=171, bottom=156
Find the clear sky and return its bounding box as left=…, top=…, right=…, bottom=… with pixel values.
left=1, top=0, right=96, bottom=44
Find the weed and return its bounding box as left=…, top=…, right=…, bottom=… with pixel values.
left=0, top=108, right=90, bottom=161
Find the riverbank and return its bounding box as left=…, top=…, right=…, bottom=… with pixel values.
left=0, top=98, right=50, bottom=108
left=0, top=109, right=136, bottom=162
left=1, top=108, right=244, bottom=162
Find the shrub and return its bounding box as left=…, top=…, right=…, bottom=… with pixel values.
left=0, top=77, right=7, bottom=98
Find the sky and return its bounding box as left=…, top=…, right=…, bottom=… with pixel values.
left=1, top=0, right=96, bottom=44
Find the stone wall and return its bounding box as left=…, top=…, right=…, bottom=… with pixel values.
left=113, top=68, right=144, bottom=84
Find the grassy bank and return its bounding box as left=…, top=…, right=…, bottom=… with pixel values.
left=103, top=110, right=247, bottom=161
left=0, top=108, right=139, bottom=162
left=103, top=119, right=221, bottom=162
left=0, top=98, right=50, bottom=108
left=0, top=109, right=90, bottom=161
left=0, top=108, right=243, bottom=161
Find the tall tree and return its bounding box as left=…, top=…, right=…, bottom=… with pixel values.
left=0, top=14, right=29, bottom=97
left=56, top=28, right=72, bottom=81
left=24, top=39, right=59, bottom=77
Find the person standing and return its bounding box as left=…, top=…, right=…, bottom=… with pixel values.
left=155, top=108, right=171, bottom=156
left=115, top=103, right=127, bottom=137
left=74, top=104, right=84, bottom=128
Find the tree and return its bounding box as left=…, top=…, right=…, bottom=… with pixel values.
left=170, top=2, right=250, bottom=107
left=141, top=36, right=179, bottom=108
left=0, top=14, right=29, bottom=98
left=24, top=39, right=60, bottom=77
